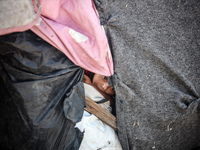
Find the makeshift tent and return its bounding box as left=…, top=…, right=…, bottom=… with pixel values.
left=1, top=0, right=200, bottom=150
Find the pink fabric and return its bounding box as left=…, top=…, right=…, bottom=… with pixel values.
left=31, top=0, right=113, bottom=76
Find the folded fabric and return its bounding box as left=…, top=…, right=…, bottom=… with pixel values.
left=31, top=0, right=113, bottom=76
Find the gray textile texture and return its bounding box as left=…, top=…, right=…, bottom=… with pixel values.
left=94, top=0, right=200, bottom=150
left=0, top=0, right=36, bottom=29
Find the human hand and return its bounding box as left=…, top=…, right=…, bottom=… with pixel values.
left=83, top=75, right=92, bottom=85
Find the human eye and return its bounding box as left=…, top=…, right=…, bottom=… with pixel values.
left=103, top=76, right=108, bottom=81
left=111, top=87, right=114, bottom=91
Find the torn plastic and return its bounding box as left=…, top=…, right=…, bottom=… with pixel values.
left=0, top=30, right=85, bottom=150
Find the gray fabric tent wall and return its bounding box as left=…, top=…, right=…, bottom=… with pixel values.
left=94, top=0, right=200, bottom=149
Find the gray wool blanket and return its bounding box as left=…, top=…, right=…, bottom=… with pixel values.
left=94, top=0, right=200, bottom=150
left=0, top=0, right=36, bottom=29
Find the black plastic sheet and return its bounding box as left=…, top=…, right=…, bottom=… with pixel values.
left=0, top=30, right=85, bottom=150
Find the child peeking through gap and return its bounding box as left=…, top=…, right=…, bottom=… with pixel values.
left=83, top=70, right=115, bottom=114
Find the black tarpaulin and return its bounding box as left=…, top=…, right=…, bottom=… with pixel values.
left=0, top=30, right=85, bottom=150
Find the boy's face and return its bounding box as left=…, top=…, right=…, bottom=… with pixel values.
left=92, top=74, right=115, bottom=96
